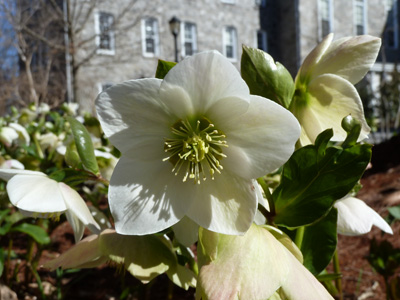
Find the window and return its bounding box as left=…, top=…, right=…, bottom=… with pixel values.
left=319, top=0, right=332, bottom=39
left=141, top=17, right=160, bottom=57
left=354, top=0, right=367, bottom=35
left=223, top=26, right=237, bottom=61
left=385, top=0, right=398, bottom=48
left=255, top=0, right=267, bottom=6
left=95, top=12, right=115, bottom=55
left=257, top=30, right=267, bottom=52
left=181, top=22, right=197, bottom=57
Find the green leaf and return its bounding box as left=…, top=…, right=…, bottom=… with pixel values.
left=388, top=205, right=400, bottom=220
left=66, top=116, right=99, bottom=175
left=301, top=208, right=338, bottom=275
left=10, top=223, right=50, bottom=245
left=155, top=60, right=177, bottom=79
left=273, top=130, right=372, bottom=227
left=64, top=142, right=82, bottom=169
left=241, top=45, right=294, bottom=109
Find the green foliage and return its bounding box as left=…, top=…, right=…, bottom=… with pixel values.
left=241, top=45, right=294, bottom=109
left=10, top=223, right=50, bottom=245
left=66, top=116, right=99, bottom=175
left=155, top=60, right=177, bottom=79
left=273, top=129, right=372, bottom=228
left=300, top=208, right=338, bottom=275
left=388, top=205, right=400, bottom=220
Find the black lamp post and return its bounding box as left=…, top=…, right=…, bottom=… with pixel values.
left=169, top=16, right=181, bottom=62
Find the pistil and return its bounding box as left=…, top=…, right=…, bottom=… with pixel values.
left=163, top=117, right=228, bottom=184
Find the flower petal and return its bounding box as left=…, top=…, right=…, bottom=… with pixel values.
left=197, top=225, right=290, bottom=300
left=172, top=216, right=199, bottom=246
left=65, top=210, right=85, bottom=242
left=280, top=247, right=334, bottom=300
left=43, top=234, right=105, bottom=270
left=6, top=175, right=67, bottom=213
left=297, top=33, right=334, bottom=83
left=335, top=196, right=393, bottom=236
left=160, top=51, right=250, bottom=116
left=185, top=171, right=258, bottom=235
left=221, top=95, right=300, bottom=179
left=95, top=79, right=172, bottom=156
left=59, top=182, right=101, bottom=237
left=108, top=156, right=194, bottom=235
left=302, top=74, right=370, bottom=144
left=0, top=169, right=46, bottom=182
left=313, top=35, right=381, bottom=85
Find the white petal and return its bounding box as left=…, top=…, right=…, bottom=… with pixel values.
left=221, top=95, right=300, bottom=179
left=160, top=51, right=250, bottom=116
left=9, top=123, right=30, bottom=144
left=301, top=74, right=370, bottom=144
left=313, top=35, right=381, bottom=84
left=280, top=246, right=334, bottom=300
left=172, top=216, right=199, bottom=246
left=0, top=127, right=18, bottom=146
left=297, top=33, right=334, bottom=83
left=59, top=182, right=101, bottom=236
left=65, top=210, right=85, bottom=242
left=186, top=171, right=257, bottom=235
left=198, top=225, right=291, bottom=300
left=95, top=79, right=172, bottom=156
left=0, top=169, right=46, bottom=181
left=7, top=175, right=67, bottom=213
left=109, top=156, right=194, bottom=235
left=335, top=196, right=393, bottom=236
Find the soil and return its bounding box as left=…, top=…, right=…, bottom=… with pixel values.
left=2, top=136, right=400, bottom=300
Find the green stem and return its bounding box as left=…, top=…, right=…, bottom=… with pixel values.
left=33, top=132, right=44, bottom=159
left=294, top=226, right=305, bottom=249
left=257, top=177, right=275, bottom=216
left=333, top=250, right=343, bottom=300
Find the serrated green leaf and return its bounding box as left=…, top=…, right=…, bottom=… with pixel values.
left=273, top=133, right=371, bottom=228
left=10, top=223, right=50, bottom=245
left=241, top=45, right=294, bottom=109
left=155, top=60, right=177, bottom=79
left=301, top=208, right=338, bottom=275
left=66, top=117, right=99, bottom=175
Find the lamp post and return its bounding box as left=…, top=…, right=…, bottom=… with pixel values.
left=169, top=16, right=181, bottom=62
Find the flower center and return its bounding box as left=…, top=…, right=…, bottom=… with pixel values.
left=163, top=117, right=228, bottom=184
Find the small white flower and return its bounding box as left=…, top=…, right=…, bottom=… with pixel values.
left=335, top=196, right=393, bottom=236
left=290, top=34, right=381, bottom=145
left=0, top=126, right=19, bottom=147
left=0, top=169, right=101, bottom=242
left=8, top=123, right=30, bottom=145
left=96, top=51, right=300, bottom=236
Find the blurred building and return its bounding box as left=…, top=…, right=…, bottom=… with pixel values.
left=73, top=0, right=262, bottom=112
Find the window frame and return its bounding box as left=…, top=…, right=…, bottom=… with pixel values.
left=141, top=17, right=160, bottom=57
left=318, top=0, right=333, bottom=40
left=353, top=0, right=367, bottom=35
left=256, top=29, right=268, bottom=52
left=94, top=11, right=115, bottom=55
left=181, top=22, right=198, bottom=57
left=223, top=26, right=238, bottom=62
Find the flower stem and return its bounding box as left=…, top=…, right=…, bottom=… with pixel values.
left=333, top=250, right=343, bottom=300
left=294, top=226, right=305, bottom=249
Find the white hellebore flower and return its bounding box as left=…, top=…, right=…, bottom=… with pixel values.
left=96, top=51, right=300, bottom=236
left=335, top=196, right=393, bottom=236
left=0, top=169, right=101, bottom=242
left=290, top=33, right=381, bottom=145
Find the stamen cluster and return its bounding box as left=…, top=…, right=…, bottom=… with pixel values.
left=163, top=117, right=228, bottom=184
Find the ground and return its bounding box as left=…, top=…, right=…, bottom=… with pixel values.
left=1, top=136, right=400, bottom=300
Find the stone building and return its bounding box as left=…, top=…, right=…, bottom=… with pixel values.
left=73, top=0, right=263, bottom=112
